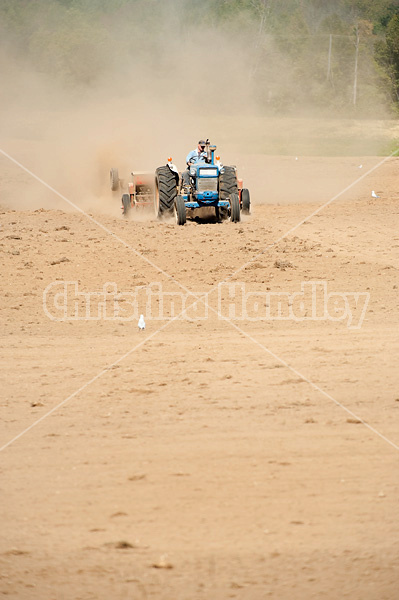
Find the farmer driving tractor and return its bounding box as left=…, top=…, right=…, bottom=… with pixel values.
left=182, top=139, right=209, bottom=191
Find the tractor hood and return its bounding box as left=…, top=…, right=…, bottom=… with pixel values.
left=190, top=162, right=220, bottom=177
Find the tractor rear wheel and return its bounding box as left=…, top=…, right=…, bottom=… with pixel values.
left=230, top=192, right=241, bottom=223
left=155, top=166, right=177, bottom=218
left=241, top=188, right=251, bottom=214
left=219, top=166, right=238, bottom=220
left=122, top=194, right=131, bottom=217
left=110, top=168, right=119, bottom=191
left=175, top=195, right=186, bottom=226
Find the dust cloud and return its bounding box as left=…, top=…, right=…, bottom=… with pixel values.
left=0, top=1, right=259, bottom=214
left=0, top=1, right=395, bottom=213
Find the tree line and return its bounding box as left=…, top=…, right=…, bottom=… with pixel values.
left=1, top=0, right=399, bottom=114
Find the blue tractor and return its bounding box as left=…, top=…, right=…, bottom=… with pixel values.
left=154, top=140, right=250, bottom=226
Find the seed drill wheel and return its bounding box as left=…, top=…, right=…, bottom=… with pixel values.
left=122, top=194, right=131, bottom=217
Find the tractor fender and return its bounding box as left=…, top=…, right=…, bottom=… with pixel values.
left=167, top=162, right=180, bottom=184
left=167, top=162, right=179, bottom=175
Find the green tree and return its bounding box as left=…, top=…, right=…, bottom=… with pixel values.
left=375, top=13, right=399, bottom=102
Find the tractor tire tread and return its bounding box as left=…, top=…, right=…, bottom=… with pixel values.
left=155, top=166, right=177, bottom=215
left=219, top=166, right=238, bottom=200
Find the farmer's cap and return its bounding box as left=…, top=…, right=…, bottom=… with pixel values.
left=198, top=140, right=206, bottom=145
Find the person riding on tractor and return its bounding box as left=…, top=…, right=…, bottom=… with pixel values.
left=182, top=139, right=210, bottom=191
left=186, top=139, right=208, bottom=165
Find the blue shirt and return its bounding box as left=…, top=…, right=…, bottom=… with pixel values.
left=186, top=149, right=207, bottom=165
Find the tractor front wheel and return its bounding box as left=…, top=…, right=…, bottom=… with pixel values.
left=175, top=195, right=186, bottom=226
left=230, top=193, right=241, bottom=223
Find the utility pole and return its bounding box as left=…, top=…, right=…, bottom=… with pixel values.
left=327, top=33, right=332, bottom=81
left=255, top=0, right=269, bottom=48
left=353, top=25, right=359, bottom=107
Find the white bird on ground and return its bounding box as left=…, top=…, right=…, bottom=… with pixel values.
left=371, top=190, right=379, bottom=198
left=138, top=314, right=145, bottom=330
left=358, top=164, right=363, bottom=169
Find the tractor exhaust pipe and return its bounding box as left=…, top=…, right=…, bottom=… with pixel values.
left=205, top=138, right=211, bottom=163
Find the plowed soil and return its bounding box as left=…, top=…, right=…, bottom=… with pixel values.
left=1, top=153, right=398, bottom=599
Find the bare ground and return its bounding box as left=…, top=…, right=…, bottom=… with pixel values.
left=0, top=155, right=398, bottom=599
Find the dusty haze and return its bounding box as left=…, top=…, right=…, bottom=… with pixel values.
left=1, top=1, right=396, bottom=214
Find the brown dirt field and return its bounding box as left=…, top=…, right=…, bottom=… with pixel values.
left=0, top=153, right=398, bottom=599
